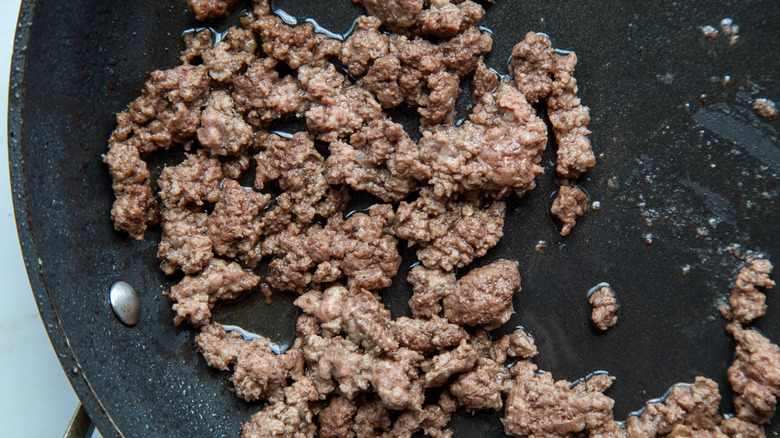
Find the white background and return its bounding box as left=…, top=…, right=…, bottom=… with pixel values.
left=0, top=0, right=91, bottom=436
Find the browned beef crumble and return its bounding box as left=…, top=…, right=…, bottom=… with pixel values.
left=590, top=285, right=619, bottom=330
left=188, top=0, right=240, bottom=21
left=551, top=185, right=589, bottom=236
left=722, top=258, right=775, bottom=324
left=752, top=98, right=778, bottom=120
left=395, top=188, right=505, bottom=272
left=103, top=1, right=780, bottom=436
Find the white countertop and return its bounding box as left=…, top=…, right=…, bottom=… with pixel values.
left=0, top=0, right=89, bottom=436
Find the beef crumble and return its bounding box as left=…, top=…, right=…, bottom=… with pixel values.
left=103, top=1, right=780, bottom=437
left=590, top=285, right=619, bottom=330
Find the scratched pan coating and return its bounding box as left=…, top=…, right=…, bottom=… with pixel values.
left=9, top=0, right=780, bottom=436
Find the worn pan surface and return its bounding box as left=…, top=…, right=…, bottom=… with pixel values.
left=9, top=0, right=780, bottom=436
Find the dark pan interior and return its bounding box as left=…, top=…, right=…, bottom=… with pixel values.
left=9, top=0, right=780, bottom=436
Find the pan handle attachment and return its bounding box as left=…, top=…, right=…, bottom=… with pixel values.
left=64, top=403, right=95, bottom=438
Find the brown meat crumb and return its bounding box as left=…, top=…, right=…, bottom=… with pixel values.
left=395, top=188, right=506, bottom=272
left=551, top=185, right=589, bottom=236
left=722, top=258, right=775, bottom=324
left=188, top=0, right=239, bottom=21
left=727, top=323, right=780, bottom=424
left=589, top=285, right=619, bottom=330
left=752, top=98, right=778, bottom=120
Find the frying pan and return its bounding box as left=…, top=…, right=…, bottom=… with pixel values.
left=9, top=0, right=780, bottom=436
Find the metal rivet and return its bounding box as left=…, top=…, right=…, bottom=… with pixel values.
left=109, top=281, right=140, bottom=326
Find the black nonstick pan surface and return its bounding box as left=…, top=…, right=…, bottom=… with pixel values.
left=9, top=0, right=780, bottom=436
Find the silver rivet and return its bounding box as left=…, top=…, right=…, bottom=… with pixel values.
left=110, top=281, right=140, bottom=326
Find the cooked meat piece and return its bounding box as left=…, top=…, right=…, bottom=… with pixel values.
left=326, top=119, right=419, bottom=202
left=490, top=327, right=538, bottom=362
left=196, top=323, right=304, bottom=402
left=221, top=154, right=251, bottom=179
left=242, top=400, right=315, bottom=438
left=262, top=204, right=400, bottom=291
left=352, top=396, right=392, bottom=437
left=440, top=26, right=493, bottom=78
left=255, top=132, right=330, bottom=224
left=390, top=315, right=468, bottom=353
left=104, top=64, right=210, bottom=239
left=339, top=16, right=390, bottom=76
left=157, top=207, right=213, bottom=275
left=572, top=373, right=615, bottom=394
left=294, top=285, right=352, bottom=333
left=341, top=289, right=399, bottom=353
left=245, top=15, right=324, bottom=69
left=169, top=259, right=259, bottom=326
left=548, top=50, right=596, bottom=179
left=421, top=340, right=478, bottom=387
left=297, top=63, right=384, bottom=142
left=417, top=0, right=484, bottom=38
left=362, top=54, right=404, bottom=108
left=413, top=80, right=547, bottom=198
left=181, top=28, right=213, bottom=64
left=723, top=258, right=775, bottom=324
left=589, top=285, right=618, bottom=330
left=395, top=188, right=505, bottom=271
left=157, top=149, right=223, bottom=209
left=318, top=396, right=357, bottom=438
left=197, top=91, right=253, bottom=156
left=727, top=323, right=780, bottom=424
left=752, top=98, right=778, bottom=120
left=450, top=357, right=511, bottom=411
left=232, top=57, right=309, bottom=127
left=418, top=70, right=460, bottom=125
left=503, top=360, right=618, bottom=437
left=442, top=259, right=521, bottom=330
left=719, top=417, right=766, bottom=438
left=355, top=0, right=423, bottom=30
left=551, top=185, right=588, bottom=236
left=207, top=179, right=270, bottom=266
left=624, top=377, right=723, bottom=436
left=201, top=28, right=256, bottom=82
left=385, top=403, right=452, bottom=437
left=188, top=0, right=239, bottom=21
left=302, top=333, right=371, bottom=398
left=407, top=265, right=456, bottom=318
left=370, top=354, right=425, bottom=410
left=509, top=31, right=554, bottom=104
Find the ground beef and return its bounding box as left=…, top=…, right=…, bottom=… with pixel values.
left=548, top=50, right=596, bottom=179
left=341, top=289, right=398, bottom=353
left=104, top=64, right=210, bottom=239
left=412, top=80, right=547, bottom=198
left=197, top=91, right=253, bottom=156
left=722, top=258, right=775, bottom=324
left=390, top=315, right=468, bottom=354
left=491, top=327, right=538, bottom=361
left=181, top=28, right=214, bottom=64
left=245, top=14, right=328, bottom=69
left=221, top=154, right=251, bottom=179
left=355, top=0, right=423, bottom=30
left=157, top=207, right=213, bottom=275
left=262, top=204, right=400, bottom=291
left=440, top=26, right=493, bottom=78
left=232, top=57, right=309, bottom=127
left=624, top=377, right=724, bottom=436
left=326, top=119, right=419, bottom=202
left=188, top=0, right=239, bottom=20
left=406, top=266, right=455, bottom=319
left=158, top=149, right=223, bottom=209
left=318, top=396, right=357, bottom=438
left=509, top=32, right=555, bottom=104
left=395, top=188, right=505, bottom=271
left=201, top=28, right=256, bottom=82
left=450, top=357, right=511, bottom=411
left=362, top=55, right=404, bottom=109
left=752, top=98, right=778, bottom=120
left=420, top=340, right=478, bottom=387
left=442, top=260, right=521, bottom=330
left=589, top=285, right=619, bottom=330
left=551, top=185, right=589, bottom=236
left=417, top=0, right=484, bottom=38
left=339, top=16, right=390, bottom=77
left=242, top=399, right=315, bottom=438
left=727, top=323, right=780, bottom=424
left=207, top=179, right=270, bottom=266
left=168, top=259, right=260, bottom=326
left=503, top=360, right=619, bottom=437
left=297, top=63, right=384, bottom=142
left=353, top=396, right=392, bottom=437
left=254, top=132, right=331, bottom=223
